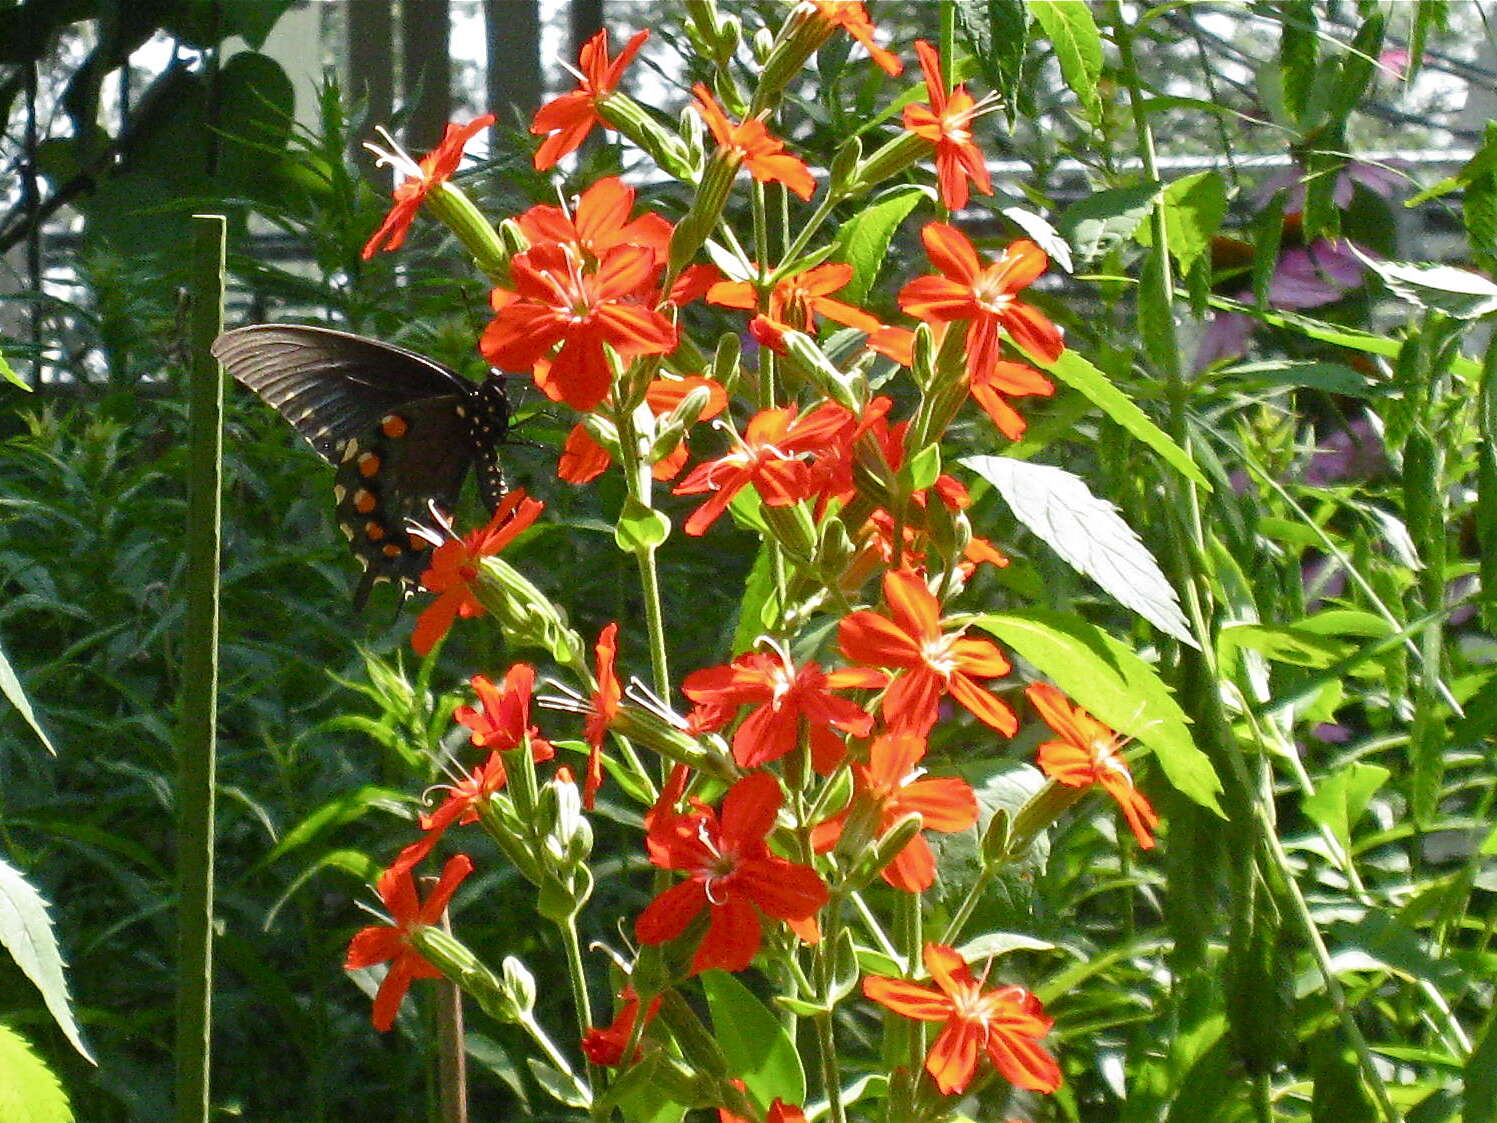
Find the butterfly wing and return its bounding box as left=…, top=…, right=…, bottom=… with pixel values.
left=212, top=324, right=470, bottom=461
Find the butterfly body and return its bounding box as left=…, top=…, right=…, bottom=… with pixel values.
left=211, top=324, right=511, bottom=608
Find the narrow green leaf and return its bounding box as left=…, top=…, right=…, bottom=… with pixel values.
left=253, top=786, right=415, bottom=872
left=1325, top=9, right=1386, bottom=124
left=1302, top=764, right=1390, bottom=855
left=1465, top=1012, right=1497, bottom=1123
left=0, top=859, right=93, bottom=1063
left=0, top=631, right=54, bottom=753
left=963, top=456, right=1194, bottom=644
left=527, top=1058, right=591, bottom=1108
left=0, top=345, right=28, bottom=390
left=701, top=970, right=806, bottom=1110
left=1033, top=350, right=1211, bottom=489
left=1358, top=252, right=1497, bottom=319
left=1327, top=912, right=1466, bottom=991
left=1027, top=0, right=1102, bottom=121
left=969, top=611, right=1224, bottom=814
left=0, top=1023, right=74, bottom=1122
left=1277, top=0, right=1319, bottom=126
left=1221, top=359, right=1376, bottom=397
left=832, top=186, right=925, bottom=305
left=732, top=543, right=776, bottom=656
left=1251, top=190, right=1286, bottom=309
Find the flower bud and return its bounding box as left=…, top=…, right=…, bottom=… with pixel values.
left=600, top=94, right=694, bottom=179
left=670, top=151, right=738, bottom=274
left=780, top=328, right=863, bottom=412
left=750, top=3, right=833, bottom=115
left=815, top=515, right=856, bottom=579
left=712, top=331, right=742, bottom=392
left=848, top=132, right=928, bottom=197
left=472, top=557, right=588, bottom=675
left=427, top=182, right=511, bottom=282
left=409, top=926, right=519, bottom=1022
left=827, top=135, right=863, bottom=199
left=502, top=955, right=537, bottom=1016
left=760, top=500, right=818, bottom=562
left=856, top=811, right=924, bottom=887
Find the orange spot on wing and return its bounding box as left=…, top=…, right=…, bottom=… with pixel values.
left=381, top=414, right=409, bottom=438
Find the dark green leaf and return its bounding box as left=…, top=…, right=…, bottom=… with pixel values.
left=955, top=0, right=1028, bottom=125
left=1057, top=183, right=1156, bottom=262
left=1302, top=763, right=1390, bottom=855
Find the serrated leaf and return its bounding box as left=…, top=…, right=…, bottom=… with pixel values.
left=1002, top=206, right=1072, bottom=273
left=701, top=970, right=806, bottom=1110
left=0, top=1023, right=74, bottom=1122
left=1222, top=359, right=1376, bottom=397
left=832, top=186, right=925, bottom=305
left=0, top=632, right=53, bottom=753
left=0, top=859, right=93, bottom=1063
left=967, top=611, right=1224, bottom=814
left=1057, top=183, right=1156, bottom=262
left=1134, top=171, right=1227, bottom=274
left=1302, top=763, right=1390, bottom=856
left=964, top=455, right=1193, bottom=644
left=954, top=932, right=1055, bottom=963
left=1357, top=252, right=1497, bottom=319
left=1027, top=0, right=1101, bottom=122
left=955, top=0, right=1028, bottom=125
left=1031, top=350, right=1211, bottom=489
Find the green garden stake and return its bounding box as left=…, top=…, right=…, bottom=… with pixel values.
left=175, top=213, right=225, bottom=1123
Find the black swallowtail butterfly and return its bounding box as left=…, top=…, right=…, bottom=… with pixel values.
left=211, top=324, right=512, bottom=609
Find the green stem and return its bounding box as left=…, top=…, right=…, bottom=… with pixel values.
left=558, top=917, right=603, bottom=1117
left=175, top=213, right=224, bottom=1123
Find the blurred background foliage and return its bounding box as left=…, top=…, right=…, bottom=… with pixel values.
left=0, top=1, right=1494, bottom=1121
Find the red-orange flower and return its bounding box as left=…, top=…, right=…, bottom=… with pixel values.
left=693, top=85, right=816, bottom=201
left=673, top=401, right=853, bottom=536
left=1027, top=683, right=1159, bottom=849
left=482, top=242, right=677, bottom=410
left=682, top=645, right=885, bottom=774
left=584, top=623, right=621, bottom=810
left=413, top=490, right=544, bottom=655
left=709, top=262, right=883, bottom=336
left=345, top=854, right=473, bottom=1031
left=517, top=176, right=672, bottom=261
left=810, top=1, right=903, bottom=75
left=362, top=115, right=495, bottom=259
left=900, top=223, right=1064, bottom=377
left=720, top=1097, right=808, bottom=1123
left=864, top=942, right=1061, bottom=1096
left=581, top=986, right=660, bottom=1066
left=635, top=771, right=827, bottom=974
left=902, top=40, right=990, bottom=212
left=838, top=568, right=1016, bottom=735
left=531, top=29, right=649, bottom=171
left=812, top=732, right=977, bottom=891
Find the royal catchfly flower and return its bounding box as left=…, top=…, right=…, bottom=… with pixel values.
left=863, top=942, right=1061, bottom=1095
left=516, top=175, right=673, bottom=262
left=345, top=854, right=474, bottom=1031
left=708, top=262, right=884, bottom=336
left=720, top=1096, right=809, bottom=1123
left=482, top=241, right=678, bottom=410
left=392, top=666, right=553, bottom=872
left=681, top=642, right=885, bottom=773
left=361, top=115, right=495, bottom=258
left=807, top=1, right=903, bottom=75
left=531, top=29, right=650, bottom=170
left=811, top=731, right=978, bottom=891
left=581, top=986, right=660, bottom=1066
left=1027, top=682, right=1159, bottom=849
left=900, top=222, right=1064, bottom=373
left=412, top=490, right=544, bottom=655
left=903, top=40, right=992, bottom=212
left=693, top=85, right=816, bottom=201
left=584, top=623, right=621, bottom=810
left=673, top=401, right=853, bottom=536
left=838, top=567, right=1017, bottom=736
left=635, top=770, right=827, bottom=974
